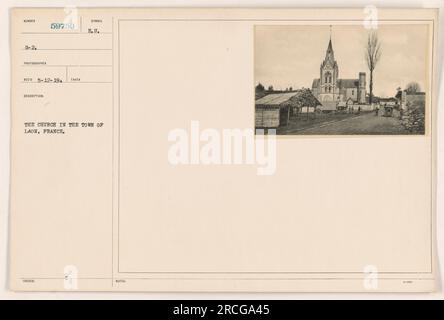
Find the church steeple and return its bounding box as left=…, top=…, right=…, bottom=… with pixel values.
left=324, top=27, right=335, bottom=62
left=319, top=26, right=339, bottom=95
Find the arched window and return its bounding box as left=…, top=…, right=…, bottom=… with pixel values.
left=325, top=71, right=332, bottom=84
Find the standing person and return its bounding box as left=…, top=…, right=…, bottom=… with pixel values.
left=358, top=106, right=361, bottom=115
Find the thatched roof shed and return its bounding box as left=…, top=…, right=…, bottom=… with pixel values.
left=255, top=89, right=321, bottom=109
left=255, top=89, right=321, bottom=128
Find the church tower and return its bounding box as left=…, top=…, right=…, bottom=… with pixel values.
left=318, top=30, right=339, bottom=103
left=358, top=72, right=366, bottom=104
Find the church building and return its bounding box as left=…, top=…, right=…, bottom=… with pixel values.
left=311, top=35, right=367, bottom=108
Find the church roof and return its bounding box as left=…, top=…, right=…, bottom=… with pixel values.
left=312, top=79, right=320, bottom=88
left=311, top=78, right=360, bottom=89
left=337, top=79, right=359, bottom=88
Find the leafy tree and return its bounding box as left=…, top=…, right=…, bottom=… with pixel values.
left=255, top=83, right=265, bottom=93
left=405, top=82, right=421, bottom=93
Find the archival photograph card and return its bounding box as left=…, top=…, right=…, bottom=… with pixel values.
left=9, top=7, right=438, bottom=292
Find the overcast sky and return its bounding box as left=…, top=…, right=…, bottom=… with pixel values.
left=255, top=24, right=429, bottom=97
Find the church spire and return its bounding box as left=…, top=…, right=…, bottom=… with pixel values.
left=325, top=26, right=335, bottom=61
left=319, top=25, right=339, bottom=93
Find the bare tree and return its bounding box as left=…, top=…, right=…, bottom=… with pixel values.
left=365, top=31, right=382, bottom=105
left=405, top=82, right=421, bottom=93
